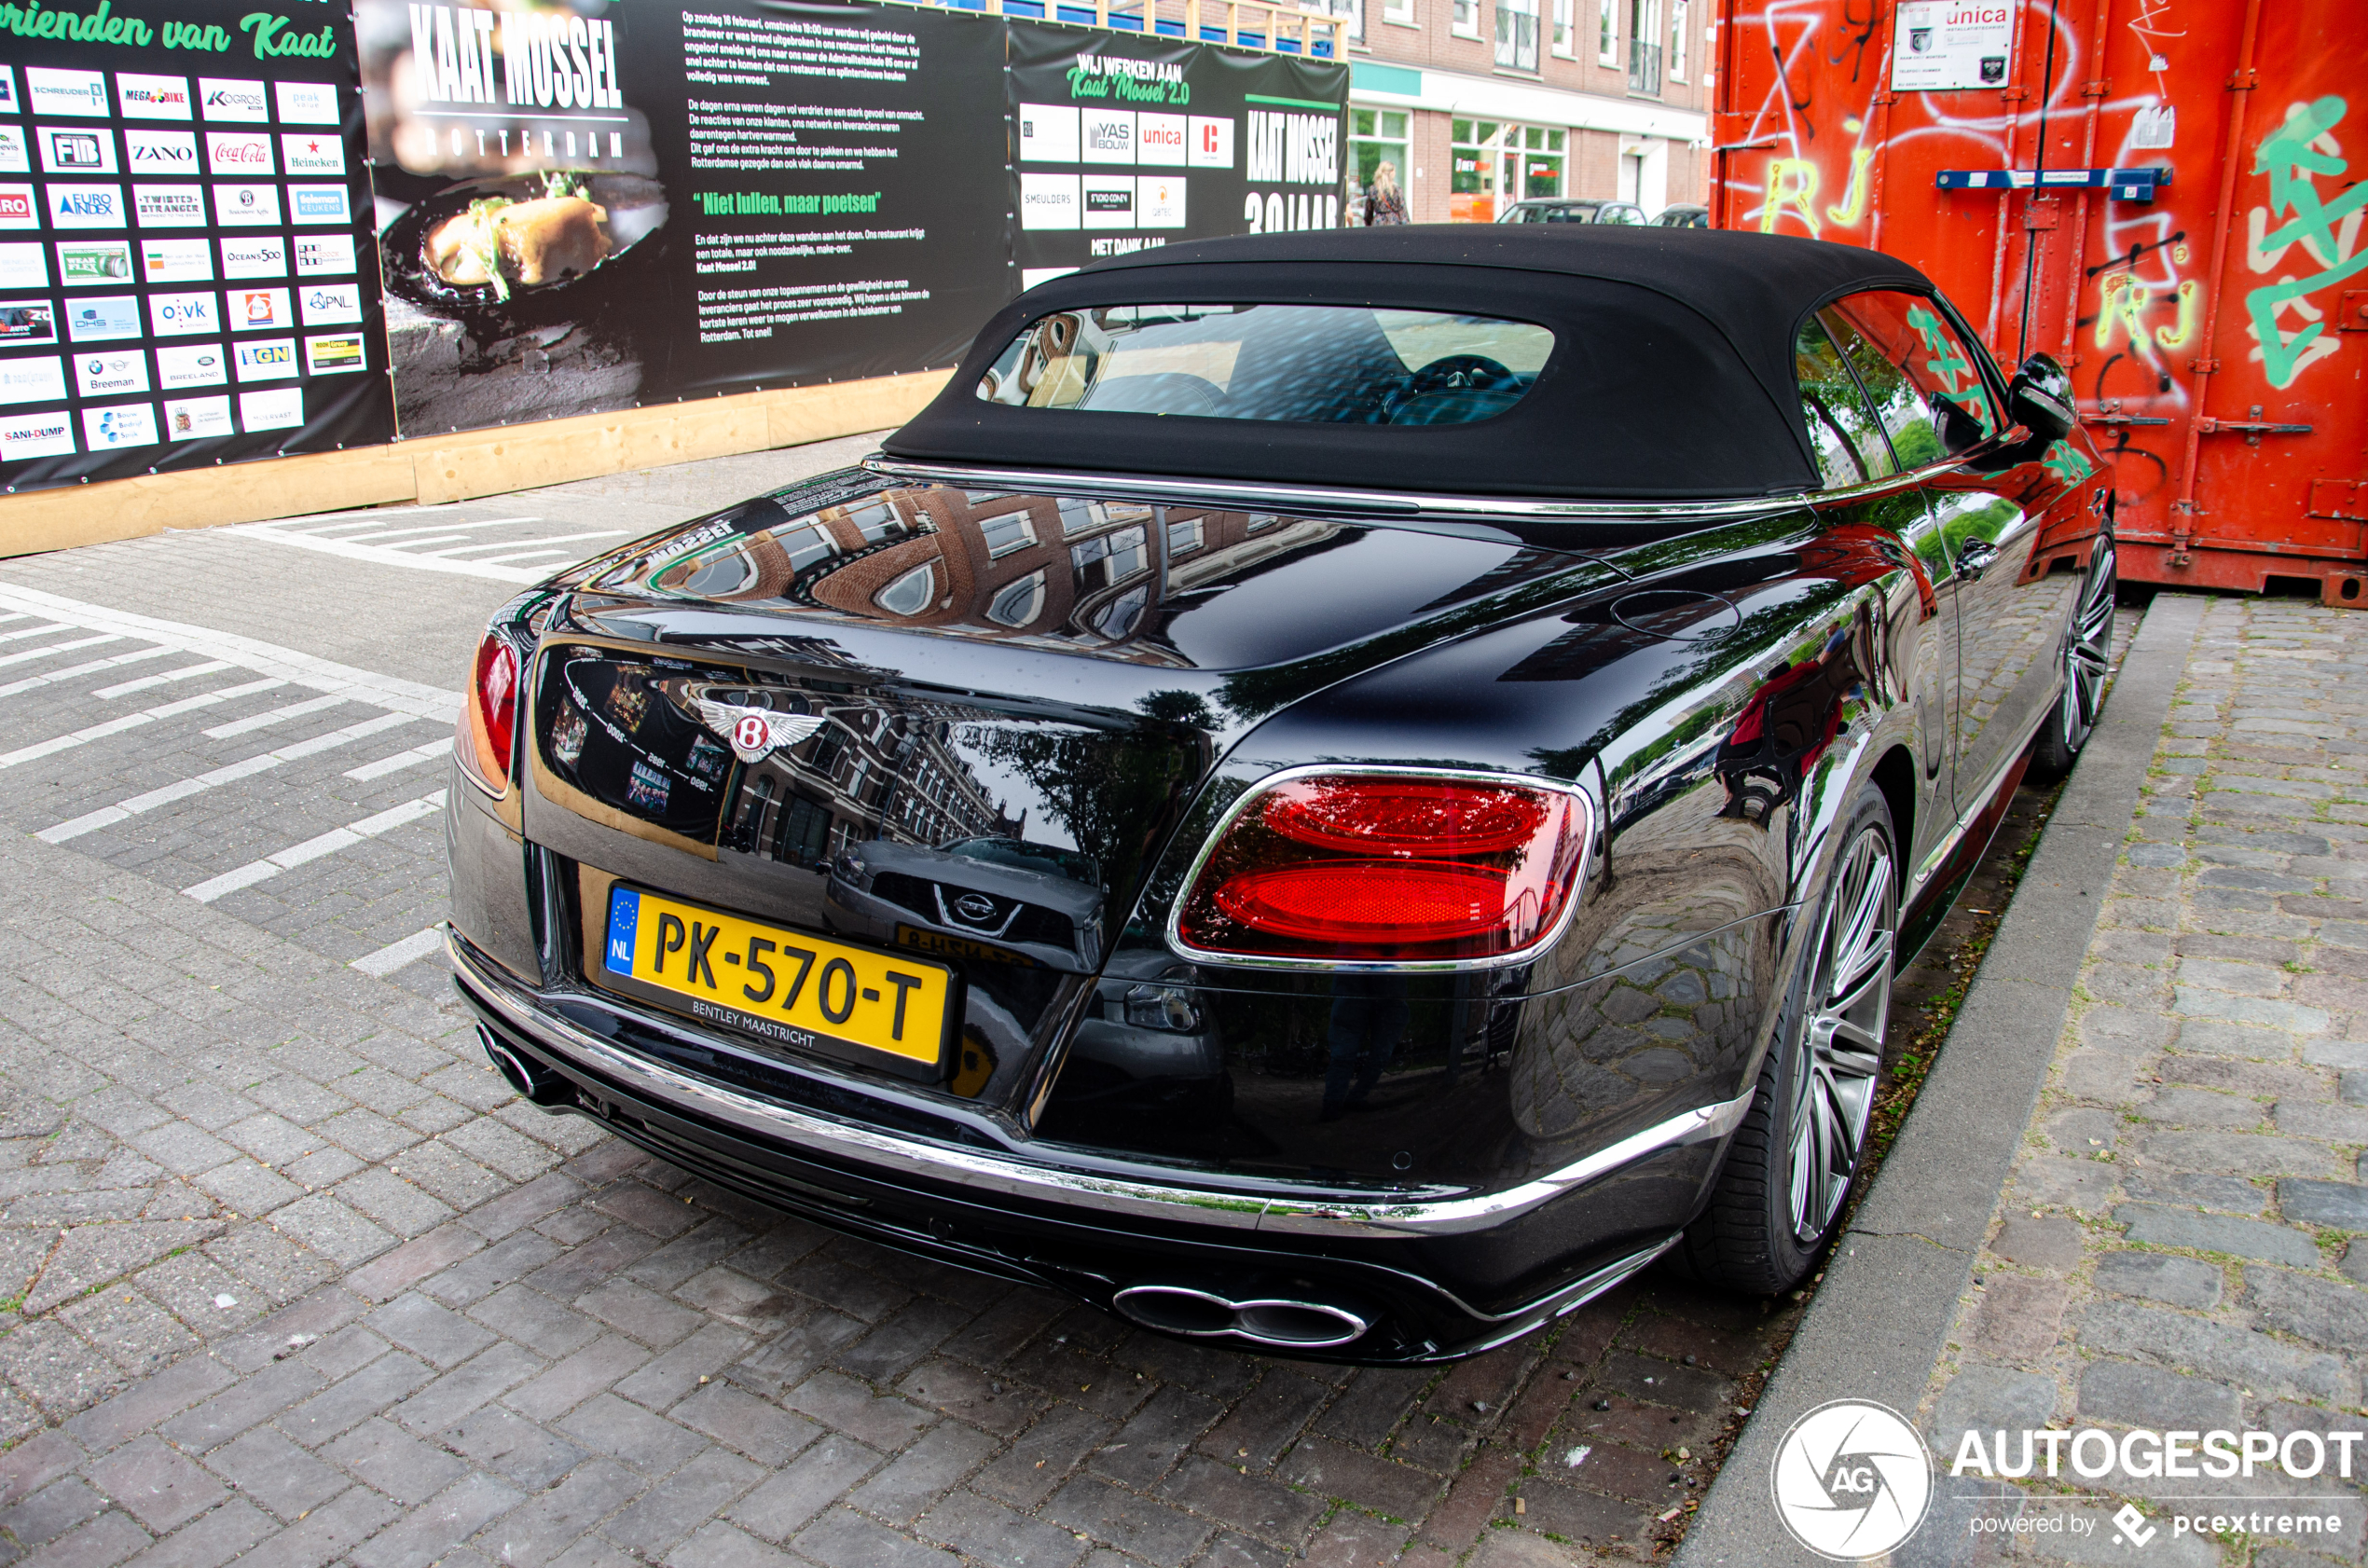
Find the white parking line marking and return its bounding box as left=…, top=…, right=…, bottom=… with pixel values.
left=216, top=525, right=548, bottom=584
left=469, top=549, right=573, bottom=567
left=0, top=623, right=75, bottom=642
left=200, top=693, right=349, bottom=740
left=185, top=791, right=446, bottom=903
left=345, top=740, right=449, bottom=781
left=350, top=925, right=447, bottom=977
left=335, top=516, right=543, bottom=544
left=0, top=586, right=459, bottom=720
left=0, top=679, right=285, bottom=772
left=0, top=646, right=175, bottom=699
left=93, top=661, right=234, bottom=700
left=425, top=530, right=622, bottom=557
left=282, top=516, right=461, bottom=540
left=39, top=709, right=419, bottom=844
left=0, top=635, right=123, bottom=670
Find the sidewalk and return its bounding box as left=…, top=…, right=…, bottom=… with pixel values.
left=1685, top=592, right=2368, bottom=1567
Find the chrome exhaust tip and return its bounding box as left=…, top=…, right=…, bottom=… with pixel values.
left=1111, top=1285, right=1370, bottom=1349
left=478, top=1026, right=571, bottom=1107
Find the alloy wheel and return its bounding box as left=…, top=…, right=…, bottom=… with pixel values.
left=1785, top=822, right=1896, bottom=1242
left=2060, top=543, right=2117, bottom=753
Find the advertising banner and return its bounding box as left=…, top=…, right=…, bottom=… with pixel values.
left=0, top=0, right=392, bottom=495
left=358, top=0, right=1011, bottom=433
left=1007, top=22, right=1347, bottom=289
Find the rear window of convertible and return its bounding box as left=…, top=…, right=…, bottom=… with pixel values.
left=976, top=304, right=1556, bottom=426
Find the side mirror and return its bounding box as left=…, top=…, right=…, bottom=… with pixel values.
left=2006, top=353, right=2077, bottom=442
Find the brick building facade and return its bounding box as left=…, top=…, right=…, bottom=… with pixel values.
left=1327, top=0, right=1713, bottom=223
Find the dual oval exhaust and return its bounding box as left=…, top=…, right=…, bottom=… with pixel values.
left=1112, top=1284, right=1370, bottom=1350
left=480, top=1027, right=1374, bottom=1352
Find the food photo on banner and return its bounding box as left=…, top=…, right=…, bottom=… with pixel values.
left=0, top=0, right=392, bottom=495
left=1008, top=22, right=1345, bottom=289
left=357, top=0, right=1012, bottom=433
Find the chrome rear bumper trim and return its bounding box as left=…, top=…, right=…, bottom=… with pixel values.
left=450, top=932, right=1749, bottom=1238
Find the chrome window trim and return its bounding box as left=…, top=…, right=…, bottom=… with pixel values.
left=861, top=455, right=1808, bottom=523
left=1161, top=763, right=1600, bottom=974
left=451, top=930, right=1748, bottom=1238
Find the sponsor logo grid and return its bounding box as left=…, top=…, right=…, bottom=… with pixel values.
left=0, top=54, right=367, bottom=468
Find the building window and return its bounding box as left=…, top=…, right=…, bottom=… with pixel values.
left=1452, top=0, right=1480, bottom=39
left=774, top=522, right=837, bottom=574
left=1070, top=526, right=1149, bottom=592
left=1494, top=0, right=1539, bottom=72
left=775, top=795, right=833, bottom=868
left=1167, top=516, right=1204, bottom=555
left=1629, top=0, right=1662, bottom=92
left=1597, top=0, right=1617, bottom=63
left=841, top=498, right=903, bottom=543
left=874, top=562, right=936, bottom=615
left=1552, top=0, right=1575, bottom=57
left=681, top=549, right=754, bottom=597
left=1349, top=109, right=1410, bottom=223
left=978, top=509, right=1037, bottom=558
left=1324, top=0, right=1364, bottom=45
left=1669, top=0, right=1687, bottom=79
left=1452, top=119, right=1566, bottom=220
left=987, top=570, right=1048, bottom=627
left=1384, top=0, right=1413, bottom=23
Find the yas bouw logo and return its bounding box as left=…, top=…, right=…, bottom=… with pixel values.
left=1771, top=1400, right=1934, bottom=1560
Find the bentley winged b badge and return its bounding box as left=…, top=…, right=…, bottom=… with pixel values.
left=695, top=698, right=826, bottom=763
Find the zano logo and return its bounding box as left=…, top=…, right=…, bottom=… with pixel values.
left=1769, top=1400, right=1933, bottom=1561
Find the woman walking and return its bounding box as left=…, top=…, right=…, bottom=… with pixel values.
left=1365, top=160, right=1408, bottom=226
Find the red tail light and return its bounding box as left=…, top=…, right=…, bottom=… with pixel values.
left=457, top=633, right=519, bottom=796
left=1171, top=772, right=1591, bottom=966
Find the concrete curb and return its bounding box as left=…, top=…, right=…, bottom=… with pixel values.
left=1673, top=591, right=2210, bottom=1566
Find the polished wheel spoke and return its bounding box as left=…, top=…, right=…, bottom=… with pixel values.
left=2058, top=547, right=2116, bottom=748
left=1788, top=822, right=1896, bottom=1243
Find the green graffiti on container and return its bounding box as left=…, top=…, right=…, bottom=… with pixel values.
left=2246, top=97, right=2368, bottom=389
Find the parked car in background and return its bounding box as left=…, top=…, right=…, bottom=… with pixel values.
left=1497, top=199, right=1646, bottom=225
left=1657, top=203, right=1711, bottom=227
left=447, top=227, right=2113, bottom=1363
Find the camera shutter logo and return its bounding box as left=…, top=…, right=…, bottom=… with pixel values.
left=1769, top=1399, right=1934, bottom=1560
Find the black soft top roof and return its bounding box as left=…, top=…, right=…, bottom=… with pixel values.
left=884, top=227, right=1940, bottom=502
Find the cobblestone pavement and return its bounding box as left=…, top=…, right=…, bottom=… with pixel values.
left=0, top=447, right=1849, bottom=1568
left=1917, top=595, right=2368, bottom=1566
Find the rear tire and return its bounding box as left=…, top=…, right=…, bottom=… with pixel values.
left=2028, top=538, right=2116, bottom=781
left=1673, top=781, right=1898, bottom=1295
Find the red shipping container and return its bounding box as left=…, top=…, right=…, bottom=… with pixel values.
left=1711, top=0, right=2365, bottom=598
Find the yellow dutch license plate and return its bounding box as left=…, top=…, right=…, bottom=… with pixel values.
left=600, top=886, right=955, bottom=1075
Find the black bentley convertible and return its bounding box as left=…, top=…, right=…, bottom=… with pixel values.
left=447, top=227, right=2112, bottom=1363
